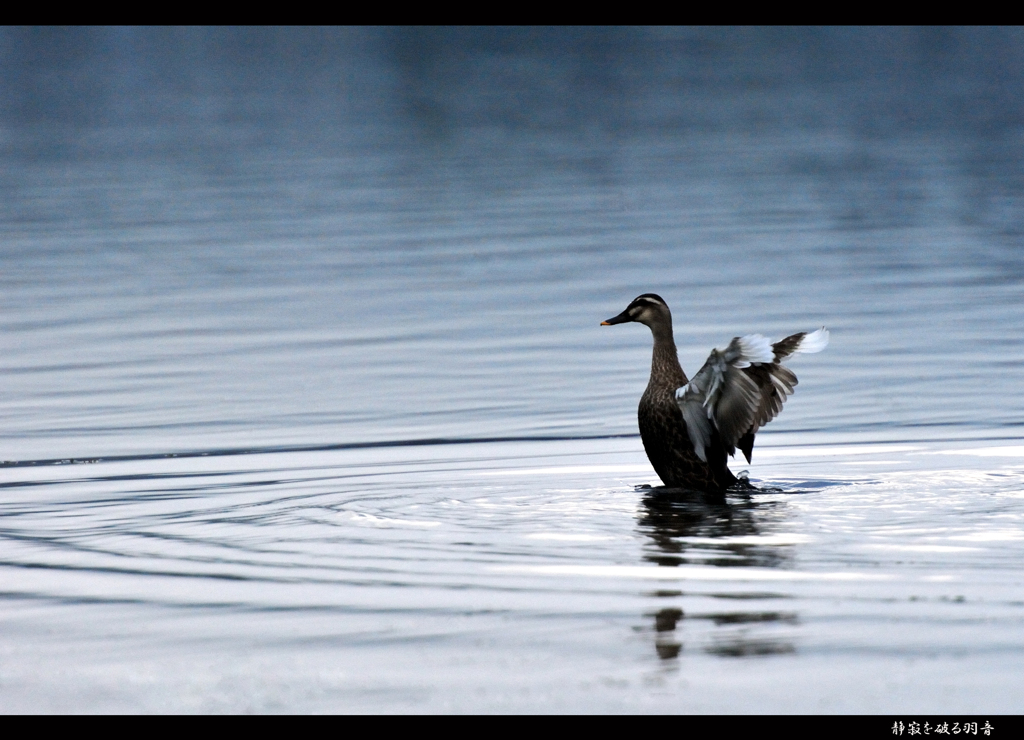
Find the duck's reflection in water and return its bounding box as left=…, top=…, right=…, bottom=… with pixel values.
left=636, top=487, right=798, bottom=661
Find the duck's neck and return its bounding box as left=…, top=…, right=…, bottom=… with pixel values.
left=649, top=320, right=688, bottom=390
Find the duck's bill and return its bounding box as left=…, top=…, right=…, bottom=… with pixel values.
left=601, top=311, right=632, bottom=325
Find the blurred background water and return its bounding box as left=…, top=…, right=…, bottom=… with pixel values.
left=1, top=27, right=1023, bottom=713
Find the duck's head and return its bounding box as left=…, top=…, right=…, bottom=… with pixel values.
left=601, top=293, right=671, bottom=328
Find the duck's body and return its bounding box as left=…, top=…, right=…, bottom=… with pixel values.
left=636, top=324, right=736, bottom=491
left=603, top=294, right=828, bottom=492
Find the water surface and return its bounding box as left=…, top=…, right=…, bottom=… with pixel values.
left=1, top=28, right=1024, bottom=713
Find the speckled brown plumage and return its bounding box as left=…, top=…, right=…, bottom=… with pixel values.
left=637, top=324, right=737, bottom=491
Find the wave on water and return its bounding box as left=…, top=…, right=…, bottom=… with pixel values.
left=0, top=433, right=640, bottom=468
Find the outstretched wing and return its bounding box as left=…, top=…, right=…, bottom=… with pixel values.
left=676, top=328, right=829, bottom=463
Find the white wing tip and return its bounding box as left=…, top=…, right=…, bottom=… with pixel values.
left=737, top=334, right=774, bottom=365
left=796, top=327, right=829, bottom=354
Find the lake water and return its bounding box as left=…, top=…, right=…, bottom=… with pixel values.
left=2, top=28, right=1024, bottom=713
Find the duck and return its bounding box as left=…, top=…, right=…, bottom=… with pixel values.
left=602, top=293, right=828, bottom=492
